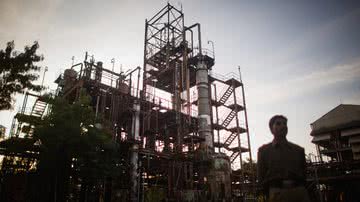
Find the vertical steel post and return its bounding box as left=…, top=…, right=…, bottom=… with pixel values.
left=232, top=82, right=243, bottom=169
left=213, top=83, right=221, bottom=153
left=130, top=101, right=140, bottom=202
left=111, top=58, right=115, bottom=87
left=142, top=19, right=148, bottom=98
left=238, top=67, right=255, bottom=195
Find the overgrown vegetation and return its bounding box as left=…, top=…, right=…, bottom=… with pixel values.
left=32, top=90, right=122, bottom=201
left=0, top=41, right=43, bottom=110
left=0, top=90, right=123, bottom=201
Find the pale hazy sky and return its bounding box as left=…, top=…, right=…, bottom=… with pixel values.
left=1, top=0, right=360, bottom=159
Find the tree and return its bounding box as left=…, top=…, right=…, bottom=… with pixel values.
left=33, top=90, right=122, bottom=201
left=242, top=158, right=257, bottom=180
left=0, top=41, right=43, bottom=110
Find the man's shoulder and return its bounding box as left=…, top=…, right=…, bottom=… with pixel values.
left=258, top=142, right=272, bottom=152
left=287, top=141, right=304, bottom=152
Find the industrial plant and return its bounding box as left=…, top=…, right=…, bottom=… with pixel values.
left=1, top=3, right=359, bottom=202
left=0, top=4, right=253, bottom=201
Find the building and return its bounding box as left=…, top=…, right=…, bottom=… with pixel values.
left=311, top=104, right=360, bottom=161
left=308, top=104, right=360, bottom=202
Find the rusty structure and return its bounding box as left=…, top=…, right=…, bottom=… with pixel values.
left=0, top=4, right=254, bottom=201
left=306, top=104, right=360, bottom=202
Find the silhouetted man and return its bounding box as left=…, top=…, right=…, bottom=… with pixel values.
left=257, top=115, right=310, bottom=202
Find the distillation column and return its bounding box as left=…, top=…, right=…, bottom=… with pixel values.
left=196, top=59, right=213, bottom=152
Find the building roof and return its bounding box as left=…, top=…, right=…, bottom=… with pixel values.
left=310, top=104, right=360, bottom=136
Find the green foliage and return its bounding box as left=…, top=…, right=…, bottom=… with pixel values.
left=33, top=89, right=121, bottom=179
left=30, top=89, right=123, bottom=200
left=0, top=41, right=43, bottom=110
left=145, top=187, right=166, bottom=202
left=242, top=158, right=257, bottom=177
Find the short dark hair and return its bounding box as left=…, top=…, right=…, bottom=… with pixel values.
left=269, top=115, right=287, bottom=130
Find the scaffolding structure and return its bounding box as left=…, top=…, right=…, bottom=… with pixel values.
left=0, top=4, right=254, bottom=201
left=142, top=3, right=252, bottom=169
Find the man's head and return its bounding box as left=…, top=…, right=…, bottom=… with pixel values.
left=269, top=115, right=288, bottom=139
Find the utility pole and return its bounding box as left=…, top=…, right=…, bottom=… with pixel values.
left=40, top=66, right=48, bottom=95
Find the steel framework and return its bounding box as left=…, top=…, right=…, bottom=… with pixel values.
left=0, top=3, right=254, bottom=201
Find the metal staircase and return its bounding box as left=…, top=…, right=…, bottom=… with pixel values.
left=222, top=131, right=249, bottom=163
left=230, top=150, right=240, bottom=163
left=21, top=98, right=48, bottom=137
left=222, top=138, right=243, bottom=163
left=224, top=132, right=237, bottom=146
left=218, top=86, right=234, bottom=104
left=221, top=109, right=237, bottom=127
left=30, top=99, right=47, bottom=118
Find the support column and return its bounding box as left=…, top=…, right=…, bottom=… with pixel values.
left=316, top=145, right=323, bottom=162
left=130, top=101, right=140, bottom=202
left=213, top=83, right=221, bottom=153
left=233, top=84, right=243, bottom=169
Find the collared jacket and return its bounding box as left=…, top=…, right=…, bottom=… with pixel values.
left=257, top=139, right=306, bottom=193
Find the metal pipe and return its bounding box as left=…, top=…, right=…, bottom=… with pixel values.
left=70, top=63, right=83, bottom=79
left=84, top=52, right=88, bottom=63
left=213, top=83, right=221, bottom=153
left=136, top=67, right=141, bottom=98
left=182, top=22, right=191, bottom=119
left=95, top=95, right=100, bottom=118
left=185, top=23, right=201, bottom=55
left=142, top=19, right=149, bottom=99
left=175, top=62, right=182, bottom=152
left=208, top=79, right=215, bottom=153
left=207, top=40, right=215, bottom=61
left=184, top=28, right=194, bottom=56
left=125, top=66, right=140, bottom=78
left=111, top=58, right=115, bottom=87
left=129, top=74, right=132, bottom=95
left=130, top=101, right=140, bottom=202
left=70, top=63, right=83, bottom=70
left=190, top=30, right=194, bottom=56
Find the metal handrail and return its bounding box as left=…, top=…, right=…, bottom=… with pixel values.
left=192, top=47, right=214, bottom=59
left=210, top=71, right=241, bottom=82
left=129, top=86, right=198, bottom=117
